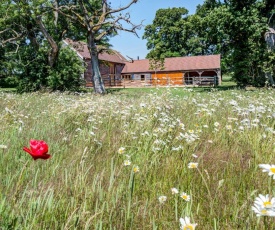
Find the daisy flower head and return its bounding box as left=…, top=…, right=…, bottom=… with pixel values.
left=180, top=192, right=190, bottom=201
left=118, top=147, right=125, bottom=155
left=225, top=124, right=232, bottom=130
left=188, top=162, right=198, bottom=169
left=179, top=123, right=185, bottom=129
left=179, top=216, right=197, bottom=230
left=214, top=122, right=220, bottom=127
left=133, top=166, right=140, bottom=173
left=123, top=160, right=131, bottom=166
left=252, top=204, right=275, bottom=217
left=252, top=195, right=275, bottom=217
left=259, top=164, right=275, bottom=179
left=158, top=195, right=167, bottom=204
left=254, top=194, right=275, bottom=210
left=0, top=145, right=7, bottom=149
left=171, top=188, right=179, bottom=195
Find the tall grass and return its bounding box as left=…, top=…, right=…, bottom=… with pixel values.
left=0, top=88, right=275, bottom=229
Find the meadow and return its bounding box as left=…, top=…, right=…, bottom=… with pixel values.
left=1, top=86, right=275, bottom=229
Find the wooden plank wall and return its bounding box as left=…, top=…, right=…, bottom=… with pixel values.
left=154, top=72, right=184, bottom=85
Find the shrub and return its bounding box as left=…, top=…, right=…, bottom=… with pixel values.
left=47, top=47, right=85, bottom=91
left=16, top=47, right=49, bottom=93
left=16, top=45, right=85, bottom=93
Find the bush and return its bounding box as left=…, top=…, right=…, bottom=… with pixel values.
left=0, top=76, right=17, bottom=88
left=16, top=47, right=49, bottom=93
left=15, top=45, right=85, bottom=93
left=47, top=47, right=85, bottom=91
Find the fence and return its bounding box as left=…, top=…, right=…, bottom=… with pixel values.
left=86, top=75, right=218, bottom=88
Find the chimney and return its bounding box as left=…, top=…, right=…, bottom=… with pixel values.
left=137, top=56, right=139, bottom=60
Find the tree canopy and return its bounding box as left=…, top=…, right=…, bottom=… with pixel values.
left=143, top=0, right=275, bottom=87
left=0, top=0, right=141, bottom=93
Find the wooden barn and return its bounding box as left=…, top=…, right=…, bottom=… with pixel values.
left=64, top=39, right=221, bottom=87
left=121, top=55, right=221, bottom=87
left=63, top=39, right=127, bottom=87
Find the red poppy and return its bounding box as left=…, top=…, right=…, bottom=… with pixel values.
left=23, top=139, right=51, bottom=160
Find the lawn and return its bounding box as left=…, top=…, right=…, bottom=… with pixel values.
left=0, top=87, right=274, bottom=229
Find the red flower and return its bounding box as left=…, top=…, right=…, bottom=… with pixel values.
left=23, top=139, right=51, bottom=160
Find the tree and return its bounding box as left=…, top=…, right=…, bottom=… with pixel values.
left=143, top=1, right=274, bottom=87
left=215, top=0, right=270, bottom=86
left=56, top=0, right=142, bottom=94
left=149, top=57, right=165, bottom=85
left=0, top=0, right=89, bottom=91
left=143, top=7, right=190, bottom=59
left=0, top=0, right=65, bottom=68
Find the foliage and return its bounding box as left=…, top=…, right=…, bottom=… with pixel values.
left=143, top=0, right=274, bottom=87
left=15, top=46, right=49, bottom=93
left=148, top=57, right=165, bottom=72
left=14, top=45, right=85, bottom=92
left=47, top=47, right=85, bottom=91
left=143, top=7, right=190, bottom=59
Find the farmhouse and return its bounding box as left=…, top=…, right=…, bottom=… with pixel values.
left=64, top=39, right=221, bottom=87
left=63, top=39, right=127, bottom=87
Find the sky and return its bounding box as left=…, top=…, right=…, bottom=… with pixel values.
left=110, top=0, right=204, bottom=60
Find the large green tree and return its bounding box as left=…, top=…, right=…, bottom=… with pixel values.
left=143, top=0, right=274, bottom=87
left=143, top=7, right=190, bottom=59
left=212, top=0, right=270, bottom=86
left=0, top=0, right=85, bottom=91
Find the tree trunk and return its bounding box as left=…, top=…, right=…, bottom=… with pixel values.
left=36, top=17, right=59, bottom=68
left=265, top=23, right=275, bottom=85
left=87, top=32, right=106, bottom=94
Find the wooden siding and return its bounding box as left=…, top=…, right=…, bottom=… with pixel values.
left=154, top=72, right=184, bottom=85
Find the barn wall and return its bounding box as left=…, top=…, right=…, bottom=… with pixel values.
left=84, top=60, right=92, bottom=82
left=154, top=72, right=184, bottom=85
left=84, top=60, right=125, bottom=87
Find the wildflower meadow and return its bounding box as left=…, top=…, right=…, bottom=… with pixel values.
left=1, top=87, right=275, bottom=229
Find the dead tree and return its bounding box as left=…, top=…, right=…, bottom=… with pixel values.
left=56, top=0, right=142, bottom=94
left=264, top=14, right=275, bottom=86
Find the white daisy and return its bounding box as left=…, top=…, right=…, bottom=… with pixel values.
left=171, top=188, right=179, bottom=195
left=179, top=216, right=197, bottom=230
left=123, top=160, right=131, bottom=166
left=158, top=196, right=167, bottom=204
left=180, top=192, right=190, bottom=201
left=0, top=145, right=7, bottom=149
left=118, top=147, right=125, bottom=155
left=259, top=164, right=275, bottom=179
left=252, top=202, right=275, bottom=217
left=133, top=166, right=140, bottom=173
left=188, top=162, right=198, bottom=169
left=214, top=122, right=220, bottom=127
left=254, top=194, right=275, bottom=209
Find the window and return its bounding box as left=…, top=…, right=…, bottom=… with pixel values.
left=141, top=75, right=145, bottom=81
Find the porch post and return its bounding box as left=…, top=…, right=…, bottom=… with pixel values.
left=199, top=71, right=202, bottom=85
left=217, top=69, right=222, bottom=85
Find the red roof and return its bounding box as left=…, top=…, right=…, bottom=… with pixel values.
left=122, top=55, right=220, bottom=73
left=63, top=38, right=127, bottom=64
left=64, top=39, right=220, bottom=72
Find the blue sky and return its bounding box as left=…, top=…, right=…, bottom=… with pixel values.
left=110, top=0, right=204, bottom=60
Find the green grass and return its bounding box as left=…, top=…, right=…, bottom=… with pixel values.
left=0, top=88, right=275, bottom=229
left=0, top=87, right=16, bottom=92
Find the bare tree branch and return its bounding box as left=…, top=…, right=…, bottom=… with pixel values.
left=36, top=16, right=59, bottom=67
left=0, top=28, right=24, bottom=47
left=51, top=5, right=86, bottom=28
